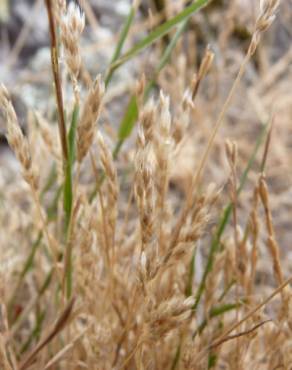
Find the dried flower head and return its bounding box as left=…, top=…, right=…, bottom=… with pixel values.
left=134, top=144, right=155, bottom=251
left=77, top=76, right=105, bottom=162
left=96, top=132, right=119, bottom=243
left=59, top=2, right=85, bottom=80
left=249, top=0, right=280, bottom=55
left=191, top=45, right=214, bottom=100
left=0, top=85, right=38, bottom=190
left=141, top=297, right=194, bottom=341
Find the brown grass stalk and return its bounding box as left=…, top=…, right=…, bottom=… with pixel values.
left=45, top=0, right=68, bottom=163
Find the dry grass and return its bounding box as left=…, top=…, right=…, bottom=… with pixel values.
left=0, top=0, right=292, bottom=369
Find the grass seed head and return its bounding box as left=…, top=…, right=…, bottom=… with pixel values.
left=0, top=85, right=38, bottom=190
left=77, top=76, right=105, bottom=162
left=59, top=2, right=85, bottom=80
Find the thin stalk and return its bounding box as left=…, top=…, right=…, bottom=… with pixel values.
left=45, top=0, right=68, bottom=162
left=64, top=104, right=79, bottom=298
left=45, top=4, right=77, bottom=295
left=64, top=103, right=79, bottom=233
left=105, top=0, right=139, bottom=87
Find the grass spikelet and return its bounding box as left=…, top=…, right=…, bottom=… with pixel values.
left=77, top=76, right=105, bottom=163
left=59, top=1, right=85, bottom=99
left=134, top=100, right=157, bottom=251
left=154, top=92, right=173, bottom=252
left=249, top=0, right=280, bottom=55
left=0, top=85, right=38, bottom=191
left=0, top=88, right=61, bottom=270
left=135, top=143, right=156, bottom=252
left=142, top=296, right=195, bottom=342
left=96, top=132, right=119, bottom=246
left=191, top=45, right=214, bottom=101
left=139, top=98, right=156, bottom=143
left=35, top=111, right=61, bottom=160
left=259, top=175, right=285, bottom=294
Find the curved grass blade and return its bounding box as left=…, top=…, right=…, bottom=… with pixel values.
left=105, top=1, right=139, bottom=87
left=110, top=0, right=210, bottom=72
left=195, top=302, right=242, bottom=336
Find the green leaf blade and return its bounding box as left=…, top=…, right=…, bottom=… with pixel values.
left=111, top=0, right=210, bottom=70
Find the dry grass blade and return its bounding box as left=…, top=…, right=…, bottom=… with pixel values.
left=0, top=337, right=12, bottom=370
left=0, top=304, right=13, bottom=370
left=209, top=319, right=272, bottom=350
left=196, top=275, right=292, bottom=363
left=41, top=327, right=89, bottom=370
left=19, top=297, right=75, bottom=370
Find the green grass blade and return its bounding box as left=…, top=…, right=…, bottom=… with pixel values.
left=40, top=164, right=57, bottom=201
left=47, top=186, right=62, bottom=221
left=39, top=268, right=54, bottom=296
left=155, top=19, right=188, bottom=73
left=170, top=345, right=181, bottom=370
left=67, top=103, right=79, bottom=165
left=20, top=310, right=46, bottom=355
left=116, top=19, right=188, bottom=144
left=208, top=354, right=217, bottom=369
left=64, top=103, right=79, bottom=298
left=196, top=302, right=242, bottom=336
left=63, top=163, right=73, bottom=230
left=218, top=279, right=236, bottom=302
left=19, top=233, right=42, bottom=281
left=110, top=0, right=210, bottom=71
left=113, top=18, right=189, bottom=158
left=105, top=1, right=138, bottom=87
left=8, top=232, right=42, bottom=320
left=193, top=122, right=269, bottom=310
left=66, top=250, right=73, bottom=299
left=118, top=95, right=139, bottom=141
left=64, top=103, right=79, bottom=231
